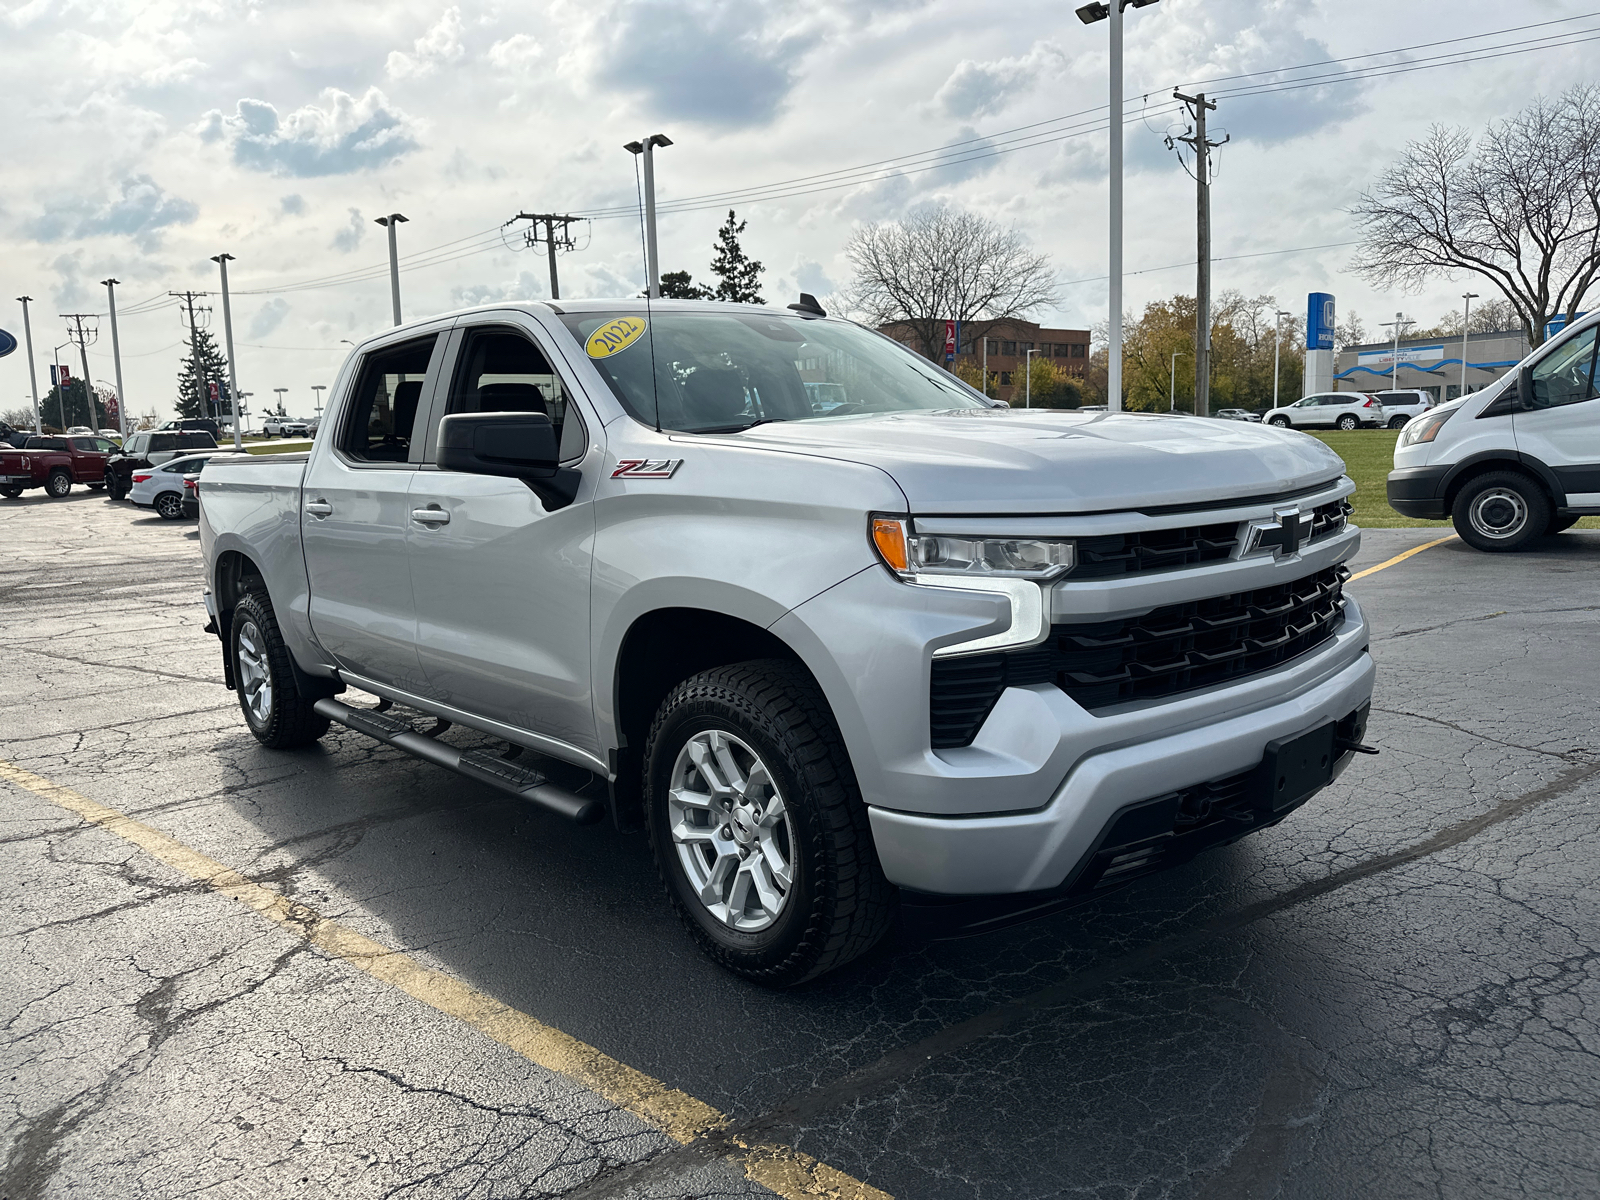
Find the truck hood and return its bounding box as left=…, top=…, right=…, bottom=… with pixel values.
left=692, top=409, right=1346, bottom=514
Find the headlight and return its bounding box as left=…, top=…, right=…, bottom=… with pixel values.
left=1398, top=407, right=1454, bottom=447
left=870, top=516, right=1075, bottom=581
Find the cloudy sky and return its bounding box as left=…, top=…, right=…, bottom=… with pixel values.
left=1, top=0, right=1595, bottom=422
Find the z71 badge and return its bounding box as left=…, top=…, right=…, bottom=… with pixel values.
left=611, top=458, right=683, bottom=480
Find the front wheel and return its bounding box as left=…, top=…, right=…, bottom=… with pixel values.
left=106, top=480, right=127, bottom=500
left=645, top=660, right=895, bottom=987
left=0, top=486, right=21, bottom=499
left=46, top=469, right=72, bottom=498
left=230, top=590, right=330, bottom=748
left=1452, top=471, right=1550, bottom=552
left=1268, top=415, right=1290, bottom=427
left=1388, top=415, right=1409, bottom=429
left=1336, top=414, right=1360, bottom=430
left=155, top=491, right=185, bottom=520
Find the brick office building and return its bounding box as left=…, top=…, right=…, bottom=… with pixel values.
left=877, top=319, right=1092, bottom=405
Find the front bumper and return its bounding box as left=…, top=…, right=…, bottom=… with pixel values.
left=1386, top=465, right=1450, bottom=519
left=869, top=639, right=1374, bottom=897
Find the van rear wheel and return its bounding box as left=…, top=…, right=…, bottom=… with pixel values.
left=1452, top=471, right=1549, bottom=552
left=645, top=660, right=894, bottom=986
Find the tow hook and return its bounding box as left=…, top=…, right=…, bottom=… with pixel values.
left=1335, top=738, right=1380, bottom=756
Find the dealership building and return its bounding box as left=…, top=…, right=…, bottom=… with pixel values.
left=1333, top=328, right=1530, bottom=402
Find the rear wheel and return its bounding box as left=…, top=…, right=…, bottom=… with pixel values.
left=1388, top=414, right=1409, bottom=429
left=230, top=590, right=330, bottom=749
left=106, top=477, right=127, bottom=500
left=46, top=469, right=71, bottom=498
left=1336, top=413, right=1360, bottom=430
left=1268, top=415, right=1290, bottom=427
left=155, top=491, right=184, bottom=520
left=645, top=660, right=895, bottom=986
left=0, top=486, right=21, bottom=499
left=1452, top=470, right=1550, bottom=552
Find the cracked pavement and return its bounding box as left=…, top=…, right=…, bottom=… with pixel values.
left=3, top=490, right=1599, bottom=1199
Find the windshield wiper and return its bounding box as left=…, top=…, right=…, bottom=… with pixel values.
left=694, top=417, right=784, bottom=434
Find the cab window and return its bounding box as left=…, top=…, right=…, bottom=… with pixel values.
left=445, top=327, right=585, bottom=462
left=1530, top=327, right=1599, bottom=409
left=342, top=336, right=436, bottom=463
left=150, top=434, right=178, bottom=452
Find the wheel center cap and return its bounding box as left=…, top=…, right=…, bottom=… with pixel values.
left=730, top=808, right=757, bottom=844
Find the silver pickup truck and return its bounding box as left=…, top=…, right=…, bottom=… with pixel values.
left=199, top=298, right=1375, bottom=985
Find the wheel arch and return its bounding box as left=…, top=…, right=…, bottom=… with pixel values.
left=607, top=606, right=822, bottom=831
left=1441, top=451, right=1565, bottom=513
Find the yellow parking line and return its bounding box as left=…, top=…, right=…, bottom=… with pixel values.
left=0, top=758, right=890, bottom=1200
left=1348, top=533, right=1457, bottom=581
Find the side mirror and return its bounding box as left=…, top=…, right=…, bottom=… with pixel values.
left=436, top=412, right=580, bottom=510
left=1516, top=365, right=1534, bottom=411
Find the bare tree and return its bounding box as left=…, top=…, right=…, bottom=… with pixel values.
left=846, top=205, right=1057, bottom=361
left=1352, top=85, right=1600, bottom=347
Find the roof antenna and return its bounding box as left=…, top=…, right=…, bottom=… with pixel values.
left=630, top=150, right=662, bottom=433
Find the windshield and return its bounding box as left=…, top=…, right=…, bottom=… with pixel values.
left=559, top=310, right=991, bottom=433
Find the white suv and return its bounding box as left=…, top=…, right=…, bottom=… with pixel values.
left=1388, top=311, right=1600, bottom=550
left=1264, top=393, right=1386, bottom=430
left=1370, top=389, right=1435, bottom=429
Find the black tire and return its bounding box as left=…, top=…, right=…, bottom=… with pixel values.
left=1268, top=415, right=1290, bottom=427
left=106, top=480, right=127, bottom=501
left=1336, top=413, right=1360, bottom=430
left=1451, top=470, right=1550, bottom=552
left=155, top=491, right=184, bottom=520
left=46, top=469, right=72, bottom=498
left=0, top=486, right=21, bottom=499
left=229, top=589, right=330, bottom=749
left=1546, top=512, right=1581, bottom=536
left=645, top=660, right=895, bottom=986
left=1388, top=415, right=1409, bottom=429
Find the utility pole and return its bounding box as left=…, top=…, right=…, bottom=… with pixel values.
left=170, top=291, right=211, bottom=424
left=374, top=214, right=408, bottom=325
left=624, top=134, right=673, bottom=298
left=211, top=254, right=244, bottom=449
left=61, top=314, right=99, bottom=431
left=100, top=280, right=129, bottom=437
left=1460, top=292, right=1478, bottom=397
left=16, top=296, right=41, bottom=433
left=512, top=213, right=584, bottom=300
left=1172, top=90, right=1228, bottom=418
left=1025, top=347, right=1040, bottom=408
left=1273, top=309, right=1293, bottom=410
left=1380, top=311, right=1414, bottom=390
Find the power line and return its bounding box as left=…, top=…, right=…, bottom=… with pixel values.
left=1057, top=240, right=1361, bottom=287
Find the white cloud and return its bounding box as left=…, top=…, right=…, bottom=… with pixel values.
left=387, top=7, right=466, bottom=80
left=198, top=89, right=422, bottom=177
left=25, top=174, right=198, bottom=252
left=331, top=208, right=365, bottom=253
left=935, top=42, right=1066, bottom=120
left=248, top=298, right=289, bottom=338
left=487, top=33, right=542, bottom=71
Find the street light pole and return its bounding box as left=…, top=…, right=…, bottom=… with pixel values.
left=101, top=280, right=129, bottom=438
left=1380, top=311, right=1413, bottom=391
left=1025, top=347, right=1040, bottom=408
left=1169, top=349, right=1189, bottom=411
left=16, top=296, right=41, bottom=433
left=52, top=342, right=72, bottom=430
left=1076, top=1, right=1161, bottom=414
left=374, top=214, right=408, bottom=325
left=210, top=254, right=244, bottom=450
left=273, top=387, right=288, bottom=416
left=312, top=385, right=326, bottom=416
left=624, top=135, right=674, bottom=298
left=1273, top=309, right=1293, bottom=411
left=1460, top=292, right=1478, bottom=398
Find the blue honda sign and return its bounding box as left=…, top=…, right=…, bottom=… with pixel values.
left=1307, top=293, right=1335, bottom=351
left=0, top=328, right=16, bottom=358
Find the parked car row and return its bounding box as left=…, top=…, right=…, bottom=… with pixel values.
left=1, top=427, right=223, bottom=514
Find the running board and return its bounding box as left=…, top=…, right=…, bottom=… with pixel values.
left=314, top=698, right=604, bottom=825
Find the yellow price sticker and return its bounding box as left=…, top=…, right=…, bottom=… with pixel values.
left=586, top=317, right=648, bottom=359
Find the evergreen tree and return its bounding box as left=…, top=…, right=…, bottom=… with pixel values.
left=42, top=379, right=107, bottom=430
left=176, top=327, right=232, bottom=420
left=655, top=270, right=713, bottom=300
left=708, top=210, right=764, bottom=304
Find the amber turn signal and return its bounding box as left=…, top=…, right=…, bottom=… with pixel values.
left=870, top=516, right=910, bottom=574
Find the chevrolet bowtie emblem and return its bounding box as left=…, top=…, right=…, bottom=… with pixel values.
left=1246, top=507, right=1314, bottom=557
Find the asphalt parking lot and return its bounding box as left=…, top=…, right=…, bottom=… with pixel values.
left=4, top=488, right=1599, bottom=1200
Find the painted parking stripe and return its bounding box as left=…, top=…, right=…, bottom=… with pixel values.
left=1348, top=533, right=1457, bottom=581
left=0, top=758, right=890, bottom=1200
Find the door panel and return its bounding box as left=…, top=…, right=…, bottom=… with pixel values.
left=407, top=318, right=598, bottom=751
left=301, top=331, right=445, bottom=689
left=1514, top=326, right=1600, bottom=506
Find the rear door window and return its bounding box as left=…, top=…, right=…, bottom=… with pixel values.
left=341, top=336, right=436, bottom=463
left=150, top=434, right=178, bottom=452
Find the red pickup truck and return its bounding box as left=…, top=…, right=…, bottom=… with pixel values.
left=0, top=435, right=117, bottom=498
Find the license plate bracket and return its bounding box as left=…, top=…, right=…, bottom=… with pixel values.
left=1255, top=720, right=1337, bottom=814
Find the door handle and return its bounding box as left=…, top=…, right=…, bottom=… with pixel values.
left=304, top=498, right=333, bottom=518
left=411, top=506, right=450, bottom=526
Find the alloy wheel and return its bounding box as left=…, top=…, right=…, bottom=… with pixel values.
left=235, top=619, right=273, bottom=725
left=667, top=729, right=795, bottom=933
left=156, top=492, right=183, bottom=519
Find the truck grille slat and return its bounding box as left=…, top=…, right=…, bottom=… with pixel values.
left=929, top=564, right=1348, bottom=748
